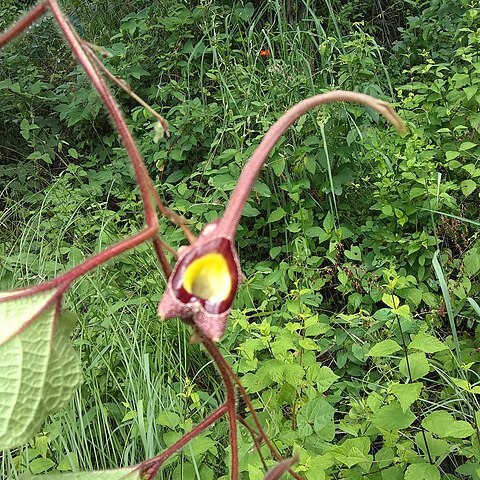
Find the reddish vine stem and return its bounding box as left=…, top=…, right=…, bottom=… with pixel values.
left=236, top=415, right=269, bottom=472
left=0, top=226, right=158, bottom=301
left=80, top=38, right=196, bottom=244
left=46, top=0, right=157, bottom=229
left=150, top=185, right=197, bottom=245
left=0, top=1, right=47, bottom=47
left=221, top=91, right=406, bottom=239
left=141, top=404, right=228, bottom=478
left=152, top=236, right=173, bottom=279
left=210, top=343, right=303, bottom=480
left=203, top=337, right=239, bottom=480
left=81, top=41, right=170, bottom=137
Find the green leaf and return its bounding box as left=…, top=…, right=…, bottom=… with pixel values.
left=404, top=463, right=440, bottom=480
left=235, top=2, right=254, bottom=21
left=406, top=288, right=423, bottom=307
left=298, top=397, right=335, bottom=441
left=29, top=458, right=55, bottom=474
left=68, top=148, right=79, bottom=159
left=128, top=65, right=150, bottom=79
left=372, top=402, right=415, bottom=431
left=155, top=410, right=180, bottom=429
left=323, top=212, right=334, bottom=232
left=422, top=411, right=474, bottom=438
left=0, top=290, right=82, bottom=449
left=409, top=333, right=447, bottom=353
left=382, top=293, right=400, bottom=309
left=331, top=437, right=372, bottom=470
left=344, top=245, right=362, bottom=260
left=253, top=180, right=271, bottom=198
left=57, top=453, right=79, bottom=472
left=464, top=248, right=480, bottom=277
left=298, top=338, right=318, bottom=351
left=464, top=85, right=478, bottom=100
left=414, top=432, right=450, bottom=459
left=270, top=156, right=285, bottom=176
left=304, top=155, right=316, bottom=175
left=445, top=150, right=459, bottom=160
left=20, top=467, right=142, bottom=479
left=461, top=179, right=477, bottom=197
left=306, top=365, right=339, bottom=393
left=0, top=288, right=58, bottom=346
left=399, top=352, right=429, bottom=381
left=390, top=382, right=422, bottom=412
left=283, top=363, right=304, bottom=386
left=459, top=141, right=477, bottom=151
left=267, top=207, right=286, bottom=223
left=367, top=339, right=402, bottom=357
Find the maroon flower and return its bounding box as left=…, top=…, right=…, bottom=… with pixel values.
left=158, top=220, right=241, bottom=341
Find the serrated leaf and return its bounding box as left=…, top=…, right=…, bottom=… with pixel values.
left=306, top=364, right=339, bottom=393
left=390, top=382, right=422, bottom=412
left=399, top=352, right=429, bottom=381
left=404, top=463, right=440, bottom=480
left=422, top=411, right=474, bottom=438
left=372, top=402, right=415, bottom=431
left=20, top=467, right=141, bottom=479
left=0, top=291, right=83, bottom=449
left=414, top=432, right=450, bottom=459
left=367, top=339, right=402, bottom=357
left=409, top=333, right=447, bottom=353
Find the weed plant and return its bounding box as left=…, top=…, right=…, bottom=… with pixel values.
left=1, top=0, right=479, bottom=479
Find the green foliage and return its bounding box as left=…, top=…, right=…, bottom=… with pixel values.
left=1, top=0, right=480, bottom=479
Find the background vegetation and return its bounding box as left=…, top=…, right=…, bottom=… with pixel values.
left=1, top=0, right=479, bottom=478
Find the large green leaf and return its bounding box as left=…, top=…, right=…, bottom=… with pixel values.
left=404, top=463, right=440, bottom=480
left=0, top=289, right=83, bottom=449
left=0, top=288, right=58, bottom=345
left=372, top=402, right=416, bottom=431
left=422, top=411, right=474, bottom=439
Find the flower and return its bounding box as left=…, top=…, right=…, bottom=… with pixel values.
left=158, top=220, right=241, bottom=341
left=259, top=49, right=270, bottom=58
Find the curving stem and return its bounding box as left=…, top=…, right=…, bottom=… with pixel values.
left=141, top=404, right=228, bottom=479
left=221, top=91, right=406, bottom=239
left=203, top=336, right=239, bottom=480
left=0, top=1, right=48, bottom=47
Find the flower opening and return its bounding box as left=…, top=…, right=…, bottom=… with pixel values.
left=182, top=253, right=232, bottom=302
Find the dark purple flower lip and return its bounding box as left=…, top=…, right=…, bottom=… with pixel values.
left=170, top=238, right=239, bottom=315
